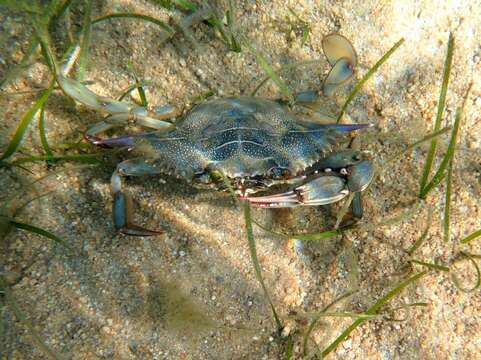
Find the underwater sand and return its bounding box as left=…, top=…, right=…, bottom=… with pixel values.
left=1, top=1, right=480, bottom=359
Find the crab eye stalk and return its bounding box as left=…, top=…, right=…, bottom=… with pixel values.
left=267, top=167, right=291, bottom=179
left=193, top=171, right=212, bottom=184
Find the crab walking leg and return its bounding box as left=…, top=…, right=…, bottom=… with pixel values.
left=56, top=75, right=176, bottom=133
left=352, top=192, right=363, bottom=219
left=321, top=34, right=357, bottom=97
left=111, top=159, right=163, bottom=236
left=322, top=34, right=357, bottom=68
left=293, top=33, right=357, bottom=105
left=323, top=58, right=355, bottom=97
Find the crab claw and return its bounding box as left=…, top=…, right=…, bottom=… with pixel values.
left=245, top=176, right=349, bottom=208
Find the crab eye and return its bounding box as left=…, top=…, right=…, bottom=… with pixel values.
left=268, top=167, right=291, bottom=179
left=193, top=171, right=212, bottom=184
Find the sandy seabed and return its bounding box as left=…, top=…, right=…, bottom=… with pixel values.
left=0, top=1, right=480, bottom=359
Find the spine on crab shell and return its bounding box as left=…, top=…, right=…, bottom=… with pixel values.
left=86, top=134, right=140, bottom=147
left=322, top=123, right=372, bottom=132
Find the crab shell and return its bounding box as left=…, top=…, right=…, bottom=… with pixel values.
left=103, top=96, right=367, bottom=194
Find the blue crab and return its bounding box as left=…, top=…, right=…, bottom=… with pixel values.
left=57, top=34, right=374, bottom=236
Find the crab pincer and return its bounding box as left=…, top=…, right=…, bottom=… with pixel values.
left=244, top=150, right=374, bottom=209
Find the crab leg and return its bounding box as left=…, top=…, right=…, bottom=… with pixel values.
left=323, top=57, right=355, bottom=97
left=321, top=33, right=357, bottom=96
left=294, top=33, right=357, bottom=105
left=111, top=159, right=163, bottom=236
left=322, top=34, right=357, bottom=68
left=56, top=75, right=177, bottom=139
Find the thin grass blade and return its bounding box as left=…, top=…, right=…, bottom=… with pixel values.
left=302, top=291, right=356, bottom=357
left=409, top=259, right=450, bottom=272
left=284, top=335, right=294, bottom=360
left=345, top=239, right=360, bottom=291
left=406, top=206, right=432, bottom=255
left=92, top=13, right=176, bottom=36
left=313, top=312, right=383, bottom=320
left=134, top=76, right=148, bottom=107
left=335, top=193, right=355, bottom=229
left=292, top=229, right=341, bottom=241
left=420, top=84, right=470, bottom=198
left=242, top=201, right=282, bottom=331
left=358, top=201, right=421, bottom=232
left=38, top=105, right=54, bottom=159
left=0, top=38, right=39, bottom=89
left=244, top=41, right=293, bottom=100
left=336, top=38, right=404, bottom=123
left=11, top=221, right=73, bottom=251
left=0, top=79, right=55, bottom=161
left=49, top=0, right=75, bottom=33
left=450, top=252, right=481, bottom=293
left=36, top=21, right=58, bottom=74
left=443, top=158, right=453, bottom=242
left=419, top=33, right=454, bottom=193
left=173, top=0, right=198, bottom=11
left=76, top=0, right=92, bottom=80
left=11, top=154, right=103, bottom=165
left=321, top=271, right=426, bottom=357
left=385, top=126, right=451, bottom=164
left=251, top=59, right=322, bottom=96
left=385, top=302, right=429, bottom=321
left=460, top=229, right=481, bottom=244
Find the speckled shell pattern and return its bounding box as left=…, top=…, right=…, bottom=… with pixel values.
left=144, top=97, right=347, bottom=180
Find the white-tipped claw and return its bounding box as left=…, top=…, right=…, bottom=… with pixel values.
left=244, top=176, right=349, bottom=208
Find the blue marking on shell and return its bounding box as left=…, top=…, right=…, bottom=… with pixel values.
left=134, top=97, right=359, bottom=180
